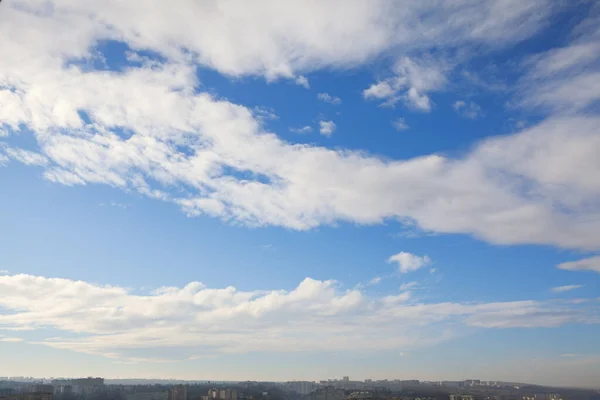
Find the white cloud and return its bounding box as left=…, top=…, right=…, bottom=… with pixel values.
left=319, top=120, right=336, bottom=136
left=295, top=76, right=310, bottom=89
left=0, top=337, right=24, bottom=343
left=2, top=57, right=600, bottom=249
left=99, top=201, right=128, bottom=209
left=318, top=93, right=341, bottom=105
left=0, top=0, right=600, bottom=253
left=253, top=106, right=278, bottom=121
left=0, top=0, right=554, bottom=80
left=557, top=256, right=600, bottom=273
left=453, top=100, right=483, bottom=119
left=4, top=147, right=48, bottom=166
left=518, top=13, right=600, bottom=113
left=0, top=273, right=595, bottom=363
left=363, top=57, right=447, bottom=111
left=368, top=276, right=382, bottom=285
left=392, top=117, right=409, bottom=131
left=0, top=270, right=9, bottom=274
left=388, top=252, right=431, bottom=273
left=399, top=281, right=419, bottom=291
left=290, top=126, right=313, bottom=134
left=551, top=284, right=584, bottom=293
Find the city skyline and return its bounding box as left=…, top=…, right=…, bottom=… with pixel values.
left=1, top=0, right=600, bottom=389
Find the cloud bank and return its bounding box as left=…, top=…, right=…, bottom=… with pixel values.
left=0, top=274, right=597, bottom=363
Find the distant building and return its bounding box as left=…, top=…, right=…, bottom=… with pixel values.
left=450, top=395, right=477, bottom=400
left=53, top=386, right=72, bottom=398
left=286, top=382, right=317, bottom=396
left=347, top=391, right=373, bottom=400
left=216, top=390, right=236, bottom=400
left=50, top=378, right=103, bottom=397
left=306, top=387, right=344, bottom=400
left=126, top=392, right=168, bottom=400
left=28, top=387, right=52, bottom=395
left=442, top=382, right=463, bottom=389
left=24, top=394, right=53, bottom=400
left=168, top=386, right=187, bottom=400
left=1, top=394, right=53, bottom=400
left=400, top=380, right=419, bottom=386
left=50, top=379, right=103, bottom=388
left=206, top=389, right=236, bottom=400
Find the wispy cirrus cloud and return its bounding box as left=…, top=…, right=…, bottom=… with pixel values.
left=0, top=337, right=25, bottom=343
left=3, top=147, right=48, bottom=166
left=290, top=125, right=313, bottom=134
left=368, top=276, right=382, bottom=285
left=557, top=256, right=600, bottom=273
left=551, top=284, right=584, bottom=293
left=399, top=281, right=419, bottom=291
left=518, top=11, right=600, bottom=114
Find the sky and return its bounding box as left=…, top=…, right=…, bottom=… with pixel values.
left=1, top=0, right=600, bottom=389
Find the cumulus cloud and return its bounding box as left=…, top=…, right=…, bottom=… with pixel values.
left=318, top=93, right=341, bottom=105
left=319, top=120, right=336, bottom=136
left=551, top=285, right=584, bottom=293
left=1, top=0, right=600, bottom=253
left=363, top=57, right=447, bottom=111
left=388, top=252, right=431, bottom=273
left=0, top=273, right=595, bottom=363
left=295, top=76, right=310, bottom=89
left=453, top=100, right=483, bottom=119
left=557, top=256, right=600, bottom=273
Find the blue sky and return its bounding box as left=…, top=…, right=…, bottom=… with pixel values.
left=1, top=0, right=600, bottom=388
